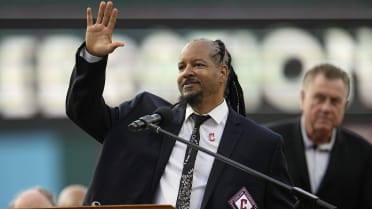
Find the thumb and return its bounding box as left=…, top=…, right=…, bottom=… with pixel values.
left=108, top=41, right=125, bottom=53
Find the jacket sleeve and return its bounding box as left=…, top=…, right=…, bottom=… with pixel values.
left=66, top=42, right=115, bottom=143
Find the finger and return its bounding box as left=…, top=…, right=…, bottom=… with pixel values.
left=102, top=1, right=113, bottom=26
left=86, top=7, right=93, bottom=27
left=107, top=8, right=118, bottom=32
left=96, top=1, right=106, bottom=24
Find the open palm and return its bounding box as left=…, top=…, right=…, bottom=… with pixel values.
left=85, top=1, right=124, bottom=57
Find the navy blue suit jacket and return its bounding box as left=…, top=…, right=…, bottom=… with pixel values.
left=267, top=119, right=372, bottom=209
left=66, top=44, right=296, bottom=209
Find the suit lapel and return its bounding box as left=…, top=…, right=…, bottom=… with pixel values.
left=151, top=105, right=185, bottom=193
left=200, top=109, right=242, bottom=209
left=291, top=122, right=312, bottom=192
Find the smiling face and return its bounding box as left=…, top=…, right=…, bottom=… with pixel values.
left=177, top=40, right=228, bottom=113
left=301, top=73, right=348, bottom=144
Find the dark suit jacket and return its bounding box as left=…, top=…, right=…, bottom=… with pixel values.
left=66, top=44, right=296, bottom=209
left=267, top=119, right=372, bottom=209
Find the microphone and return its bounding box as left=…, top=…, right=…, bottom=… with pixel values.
left=128, top=106, right=173, bottom=132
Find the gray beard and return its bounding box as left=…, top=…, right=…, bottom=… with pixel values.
left=178, top=91, right=203, bottom=107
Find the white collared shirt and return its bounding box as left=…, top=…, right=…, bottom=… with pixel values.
left=300, top=117, right=336, bottom=193
left=154, top=100, right=229, bottom=209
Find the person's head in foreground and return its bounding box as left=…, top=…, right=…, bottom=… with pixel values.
left=10, top=187, right=55, bottom=208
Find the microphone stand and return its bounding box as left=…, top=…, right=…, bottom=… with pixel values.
left=147, top=123, right=337, bottom=209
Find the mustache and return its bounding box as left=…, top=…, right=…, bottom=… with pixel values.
left=181, top=77, right=201, bottom=86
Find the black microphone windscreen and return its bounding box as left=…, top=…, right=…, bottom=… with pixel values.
left=154, top=106, right=173, bottom=125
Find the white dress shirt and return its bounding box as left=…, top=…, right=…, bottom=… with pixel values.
left=155, top=100, right=229, bottom=209
left=300, top=117, right=336, bottom=193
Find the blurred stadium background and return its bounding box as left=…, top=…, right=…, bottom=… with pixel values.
left=1, top=0, right=372, bottom=207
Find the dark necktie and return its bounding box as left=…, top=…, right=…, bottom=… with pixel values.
left=176, top=113, right=210, bottom=209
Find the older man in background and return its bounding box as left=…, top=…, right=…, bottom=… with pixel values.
left=267, top=63, right=372, bottom=209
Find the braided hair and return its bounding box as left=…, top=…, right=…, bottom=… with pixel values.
left=210, top=39, right=246, bottom=116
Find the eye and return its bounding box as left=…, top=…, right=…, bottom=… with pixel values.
left=314, top=94, right=325, bottom=103
left=194, top=63, right=205, bottom=68
left=331, top=98, right=342, bottom=106
left=178, top=64, right=185, bottom=72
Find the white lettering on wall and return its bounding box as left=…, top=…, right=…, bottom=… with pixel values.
left=0, top=27, right=371, bottom=118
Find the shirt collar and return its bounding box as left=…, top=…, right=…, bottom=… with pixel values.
left=300, top=116, right=336, bottom=151
left=185, top=100, right=228, bottom=124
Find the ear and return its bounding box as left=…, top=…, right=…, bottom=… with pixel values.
left=300, top=90, right=305, bottom=110
left=219, top=64, right=228, bottom=81
left=344, top=99, right=350, bottom=110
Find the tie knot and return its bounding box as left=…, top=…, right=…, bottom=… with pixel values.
left=191, top=114, right=210, bottom=128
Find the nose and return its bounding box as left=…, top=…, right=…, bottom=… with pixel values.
left=320, top=99, right=332, bottom=113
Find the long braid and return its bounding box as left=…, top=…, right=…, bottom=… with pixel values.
left=213, top=40, right=246, bottom=116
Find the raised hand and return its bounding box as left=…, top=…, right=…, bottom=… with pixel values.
left=85, top=1, right=124, bottom=56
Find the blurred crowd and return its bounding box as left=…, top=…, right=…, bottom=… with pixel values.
left=9, top=184, right=87, bottom=208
